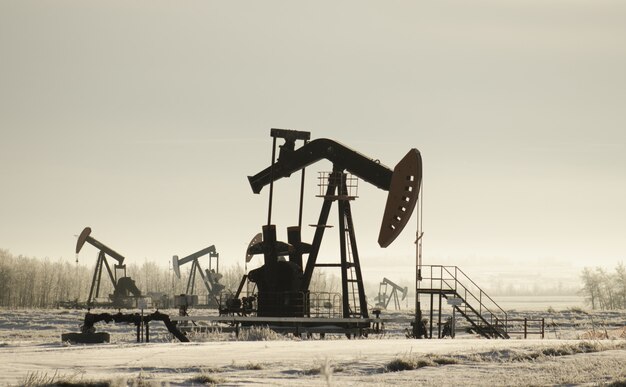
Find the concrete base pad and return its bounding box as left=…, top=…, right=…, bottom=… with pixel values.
left=61, top=332, right=110, bottom=344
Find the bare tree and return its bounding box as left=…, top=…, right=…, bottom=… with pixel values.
left=580, top=264, right=625, bottom=310
left=580, top=267, right=601, bottom=310
left=614, top=262, right=626, bottom=309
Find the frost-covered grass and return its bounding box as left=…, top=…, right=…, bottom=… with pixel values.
left=236, top=326, right=285, bottom=341
left=388, top=340, right=626, bottom=369
left=386, top=356, right=436, bottom=371
left=1, top=306, right=623, bottom=344
left=185, top=374, right=224, bottom=385
left=18, top=371, right=173, bottom=387
left=4, top=338, right=626, bottom=386
left=1, top=308, right=625, bottom=386
left=20, top=370, right=110, bottom=387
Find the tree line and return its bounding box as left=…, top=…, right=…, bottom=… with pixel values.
left=0, top=249, right=339, bottom=309
left=580, top=263, right=626, bottom=310
left=0, top=249, right=246, bottom=308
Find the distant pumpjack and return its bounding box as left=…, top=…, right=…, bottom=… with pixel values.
left=376, top=277, right=409, bottom=310
left=76, top=227, right=142, bottom=307
left=172, top=245, right=224, bottom=308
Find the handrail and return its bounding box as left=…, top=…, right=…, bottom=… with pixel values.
left=419, top=265, right=508, bottom=335
left=442, top=266, right=497, bottom=317
left=454, top=266, right=506, bottom=316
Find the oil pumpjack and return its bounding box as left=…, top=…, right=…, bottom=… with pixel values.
left=76, top=227, right=142, bottom=308
left=230, top=129, right=422, bottom=320
left=172, top=245, right=224, bottom=308
left=375, top=277, right=409, bottom=310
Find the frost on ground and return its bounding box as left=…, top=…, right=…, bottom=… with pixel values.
left=0, top=308, right=624, bottom=386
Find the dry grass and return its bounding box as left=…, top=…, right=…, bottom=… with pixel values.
left=18, top=371, right=176, bottom=387
left=386, top=357, right=436, bottom=372
left=580, top=326, right=626, bottom=340
left=237, top=326, right=284, bottom=341
left=430, top=356, right=459, bottom=365
left=19, top=371, right=110, bottom=387
left=302, top=358, right=335, bottom=387
left=230, top=362, right=264, bottom=371
left=186, top=374, right=224, bottom=385
left=385, top=341, right=626, bottom=375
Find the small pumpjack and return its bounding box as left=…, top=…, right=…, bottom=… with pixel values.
left=172, top=245, right=224, bottom=308
left=76, top=227, right=142, bottom=308
left=375, top=277, right=409, bottom=311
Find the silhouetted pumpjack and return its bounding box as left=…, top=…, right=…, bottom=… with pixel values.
left=172, top=245, right=224, bottom=308
left=76, top=227, right=142, bottom=308
left=242, top=129, right=422, bottom=319
left=376, top=277, right=409, bottom=310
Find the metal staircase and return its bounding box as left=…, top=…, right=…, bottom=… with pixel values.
left=417, top=265, right=509, bottom=339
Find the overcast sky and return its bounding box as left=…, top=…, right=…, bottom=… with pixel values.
left=1, top=1, right=624, bottom=285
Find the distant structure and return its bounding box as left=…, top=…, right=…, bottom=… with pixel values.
left=375, top=277, right=408, bottom=310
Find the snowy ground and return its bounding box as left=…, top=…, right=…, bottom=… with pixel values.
left=0, top=308, right=625, bottom=386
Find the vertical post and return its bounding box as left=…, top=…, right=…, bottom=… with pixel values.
left=505, top=314, right=508, bottom=336
left=437, top=294, right=442, bottom=338
left=267, top=136, right=277, bottom=226
left=541, top=318, right=545, bottom=339
left=146, top=321, right=150, bottom=343
left=287, top=226, right=304, bottom=269
left=452, top=307, right=456, bottom=338
left=297, top=139, right=308, bottom=228
left=429, top=293, right=434, bottom=339
left=414, top=189, right=422, bottom=338
left=170, top=259, right=174, bottom=303
left=454, top=266, right=459, bottom=292
left=337, top=180, right=350, bottom=318
left=524, top=317, right=528, bottom=339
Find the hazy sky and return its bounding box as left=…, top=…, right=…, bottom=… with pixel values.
left=1, top=1, right=624, bottom=285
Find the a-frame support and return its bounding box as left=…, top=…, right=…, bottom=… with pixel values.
left=302, top=170, right=368, bottom=319
left=186, top=259, right=215, bottom=295
left=87, top=250, right=118, bottom=306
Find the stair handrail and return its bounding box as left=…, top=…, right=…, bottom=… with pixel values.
left=442, top=268, right=494, bottom=319
left=443, top=266, right=507, bottom=323
left=456, top=281, right=504, bottom=329
left=425, top=265, right=508, bottom=334
left=437, top=266, right=506, bottom=314
left=453, top=266, right=507, bottom=317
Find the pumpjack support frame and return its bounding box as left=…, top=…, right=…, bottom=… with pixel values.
left=240, top=130, right=422, bottom=321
